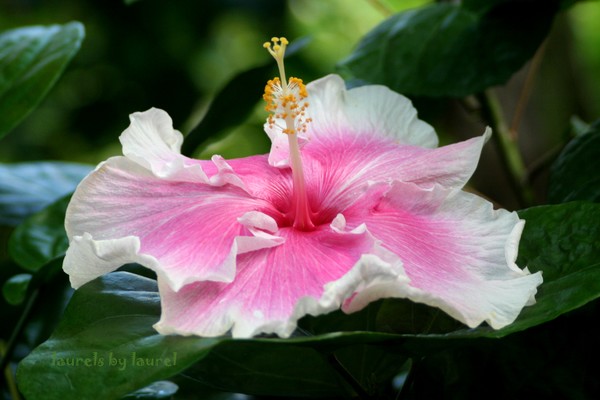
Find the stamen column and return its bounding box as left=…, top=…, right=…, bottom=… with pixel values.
left=263, top=37, right=314, bottom=230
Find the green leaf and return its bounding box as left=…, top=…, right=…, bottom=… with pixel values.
left=0, top=161, right=92, bottom=226
left=16, top=273, right=224, bottom=400
left=332, top=344, right=408, bottom=398
left=338, top=2, right=556, bottom=97
left=9, top=195, right=71, bottom=272
left=2, top=273, right=32, bottom=306
left=0, top=22, right=85, bottom=139
left=548, top=120, right=600, bottom=203
left=462, top=0, right=578, bottom=15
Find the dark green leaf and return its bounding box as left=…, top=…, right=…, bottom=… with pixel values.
left=332, top=344, right=408, bottom=398
left=0, top=161, right=92, bottom=226
left=185, top=340, right=352, bottom=397
left=0, top=22, right=85, bottom=138
left=516, top=202, right=600, bottom=283
left=8, top=195, right=71, bottom=272
left=375, top=299, right=466, bottom=335
left=338, top=2, right=556, bottom=97
left=17, top=272, right=223, bottom=400
left=548, top=120, right=600, bottom=203
left=2, top=273, right=32, bottom=306
left=462, top=0, right=516, bottom=14
left=462, top=0, right=577, bottom=15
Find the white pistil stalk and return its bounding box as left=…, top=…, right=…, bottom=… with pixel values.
left=263, top=37, right=314, bottom=230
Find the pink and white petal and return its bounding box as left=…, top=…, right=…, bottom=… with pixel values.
left=302, top=131, right=490, bottom=216
left=119, top=108, right=208, bottom=183
left=65, top=156, right=281, bottom=291
left=264, top=75, right=437, bottom=168
left=153, top=219, right=407, bottom=338
left=343, top=181, right=543, bottom=329
left=306, top=74, right=438, bottom=148
left=219, top=155, right=294, bottom=210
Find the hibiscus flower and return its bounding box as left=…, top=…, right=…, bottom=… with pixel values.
left=63, top=37, right=542, bottom=338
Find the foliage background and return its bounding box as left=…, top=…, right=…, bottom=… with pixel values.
left=1, top=0, right=600, bottom=399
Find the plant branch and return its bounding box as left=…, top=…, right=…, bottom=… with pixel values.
left=477, top=91, right=534, bottom=208
left=509, top=40, right=548, bottom=141
left=366, top=0, right=394, bottom=16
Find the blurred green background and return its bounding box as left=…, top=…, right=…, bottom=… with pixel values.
left=2, top=1, right=600, bottom=398
left=0, top=0, right=599, bottom=202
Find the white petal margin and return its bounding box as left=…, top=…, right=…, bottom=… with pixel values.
left=64, top=155, right=284, bottom=291
left=152, top=216, right=409, bottom=338
left=64, top=223, right=284, bottom=292
left=119, top=108, right=209, bottom=182
left=64, top=233, right=159, bottom=289
left=343, top=181, right=543, bottom=330
left=264, top=75, right=437, bottom=167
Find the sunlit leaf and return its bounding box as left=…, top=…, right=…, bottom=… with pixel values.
left=0, top=22, right=85, bottom=138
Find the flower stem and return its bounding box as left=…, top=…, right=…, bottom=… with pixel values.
left=477, top=91, right=534, bottom=208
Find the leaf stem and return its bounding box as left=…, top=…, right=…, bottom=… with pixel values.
left=509, top=40, right=548, bottom=141
left=477, top=91, right=534, bottom=208
left=0, top=287, right=40, bottom=374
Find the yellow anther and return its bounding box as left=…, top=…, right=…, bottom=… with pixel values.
left=262, top=36, right=311, bottom=136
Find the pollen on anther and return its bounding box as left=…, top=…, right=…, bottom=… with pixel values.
left=262, top=38, right=311, bottom=136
